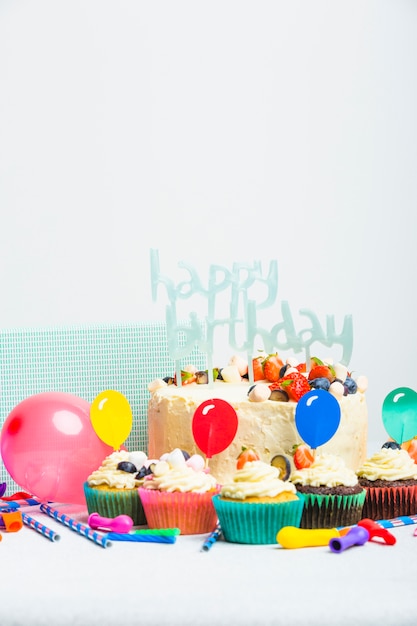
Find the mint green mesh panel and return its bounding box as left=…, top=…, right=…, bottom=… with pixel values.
left=0, top=323, right=207, bottom=492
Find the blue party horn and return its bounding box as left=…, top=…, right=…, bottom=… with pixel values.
left=106, top=532, right=177, bottom=543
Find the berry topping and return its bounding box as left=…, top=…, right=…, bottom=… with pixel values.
left=308, top=364, right=335, bottom=383
left=269, top=388, right=290, bottom=402
left=236, top=446, right=260, bottom=469
left=407, top=439, right=417, bottom=464
left=117, top=461, right=137, bottom=473
left=293, top=444, right=314, bottom=470
left=180, top=370, right=197, bottom=385
left=382, top=441, right=401, bottom=450
left=343, top=377, right=358, bottom=395
left=136, top=465, right=153, bottom=479
left=195, top=371, right=209, bottom=384
left=309, top=377, right=331, bottom=391
left=277, top=371, right=311, bottom=402
left=263, top=353, right=284, bottom=383
left=295, top=362, right=306, bottom=373
left=251, top=356, right=265, bottom=381
left=270, top=454, right=291, bottom=480
left=279, top=363, right=291, bottom=378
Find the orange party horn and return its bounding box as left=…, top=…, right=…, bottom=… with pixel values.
left=0, top=511, right=23, bottom=532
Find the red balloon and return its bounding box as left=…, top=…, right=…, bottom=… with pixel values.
left=192, top=398, right=238, bottom=458
left=0, top=392, right=113, bottom=504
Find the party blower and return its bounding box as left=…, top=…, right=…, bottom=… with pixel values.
left=329, top=518, right=396, bottom=553
left=88, top=512, right=133, bottom=534
left=277, top=519, right=396, bottom=551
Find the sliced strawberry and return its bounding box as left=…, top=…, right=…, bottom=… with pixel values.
left=278, top=371, right=311, bottom=402
left=308, top=364, right=335, bottom=382
left=405, top=438, right=417, bottom=464
left=236, top=446, right=260, bottom=469
left=173, top=370, right=197, bottom=385
left=263, top=353, right=284, bottom=383
left=293, top=444, right=314, bottom=469
left=251, top=356, right=265, bottom=381
left=296, top=362, right=306, bottom=373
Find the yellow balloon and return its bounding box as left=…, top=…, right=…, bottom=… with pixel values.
left=90, top=390, right=132, bottom=450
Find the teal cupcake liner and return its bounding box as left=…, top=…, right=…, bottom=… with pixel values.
left=212, top=494, right=305, bottom=544
left=83, top=482, right=147, bottom=526
left=298, top=489, right=366, bottom=529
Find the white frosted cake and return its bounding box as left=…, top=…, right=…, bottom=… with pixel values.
left=147, top=358, right=368, bottom=484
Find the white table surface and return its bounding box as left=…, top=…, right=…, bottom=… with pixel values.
left=1, top=499, right=416, bottom=626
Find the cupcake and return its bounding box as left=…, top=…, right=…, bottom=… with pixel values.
left=138, top=448, right=220, bottom=535
left=357, top=444, right=417, bottom=520
left=212, top=460, right=305, bottom=544
left=83, top=449, right=147, bottom=525
left=291, top=453, right=366, bottom=529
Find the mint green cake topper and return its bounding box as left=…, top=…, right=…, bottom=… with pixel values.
left=382, top=387, right=417, bottom=444
left=150, top=248, right=353, bottom=384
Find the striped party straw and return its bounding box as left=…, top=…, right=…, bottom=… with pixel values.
left=21, top=512, right=61, bottom=542
left=200, top=523, right=222, bottom=552
left=39, top=503, right=111, bottom=548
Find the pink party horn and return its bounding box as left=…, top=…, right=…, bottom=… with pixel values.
left=358, top=518, right=396, bottom=545
left=88, top=512, right=133, bottom=534
left=329, top=526, right=369, bottom=553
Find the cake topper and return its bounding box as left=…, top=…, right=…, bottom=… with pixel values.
left=150, top=248, right=353, bottom=385
left=90, top=390, right=133, bottom=450
left=192, top=398, right=238, bottom=460
left=382, top=387, right=417, bottom=444
left=295, top=389, right=341, bottom=450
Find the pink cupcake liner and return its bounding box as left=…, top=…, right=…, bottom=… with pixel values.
left=138, top=487, right=220, bottom=535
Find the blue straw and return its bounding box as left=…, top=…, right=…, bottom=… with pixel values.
left=201, top=523, right=222, bottom=552
left=106, top=532, right=177, bottom=543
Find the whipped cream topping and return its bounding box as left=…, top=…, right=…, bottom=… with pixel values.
left=357, top=448, right=417, bottom=481
left=87, top=450, right=142, bottom=489
left=220, top=460, right=297, bottom=500
left=142, top=448, right=218, bottom=493
left=291, top=454, right=359, bottom=487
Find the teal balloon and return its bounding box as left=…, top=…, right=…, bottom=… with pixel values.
left=295, top=389, right=341, bottom=449
left=382, top=387, right=417, bottom=444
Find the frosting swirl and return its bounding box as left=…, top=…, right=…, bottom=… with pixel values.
left=142, top=449, right=218, bottom=493
left=357, top=448, right=417, bottom=481
left=87, top=450, right=141, bottom=489
left=220, top=460, right=297, bottom=500
left=291, top=454, right=359, bottom=487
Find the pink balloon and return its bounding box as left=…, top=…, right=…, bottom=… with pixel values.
left=0, top=392, right=113, bottom=504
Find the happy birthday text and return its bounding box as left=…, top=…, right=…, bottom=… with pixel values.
left=150, top=249, right=353, bottom=377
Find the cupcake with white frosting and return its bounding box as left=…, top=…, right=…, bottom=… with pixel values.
left=83, top=449, right=147, bottom=525
left=212, top=460, right=305, bottom=544
left=291, top=453, right=366, bottom=529
left=357, top=445, right=417, bottom=520
left=138, top=448, right=220, bottom=535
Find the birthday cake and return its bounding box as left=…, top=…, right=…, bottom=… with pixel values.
left=147, top=355, right=368, bottom=484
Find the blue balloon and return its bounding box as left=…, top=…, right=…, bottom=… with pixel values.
left=295, top=389, right=341, bottom=449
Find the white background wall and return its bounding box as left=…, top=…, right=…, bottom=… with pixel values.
left=1, top=0, right=417, bottom=444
